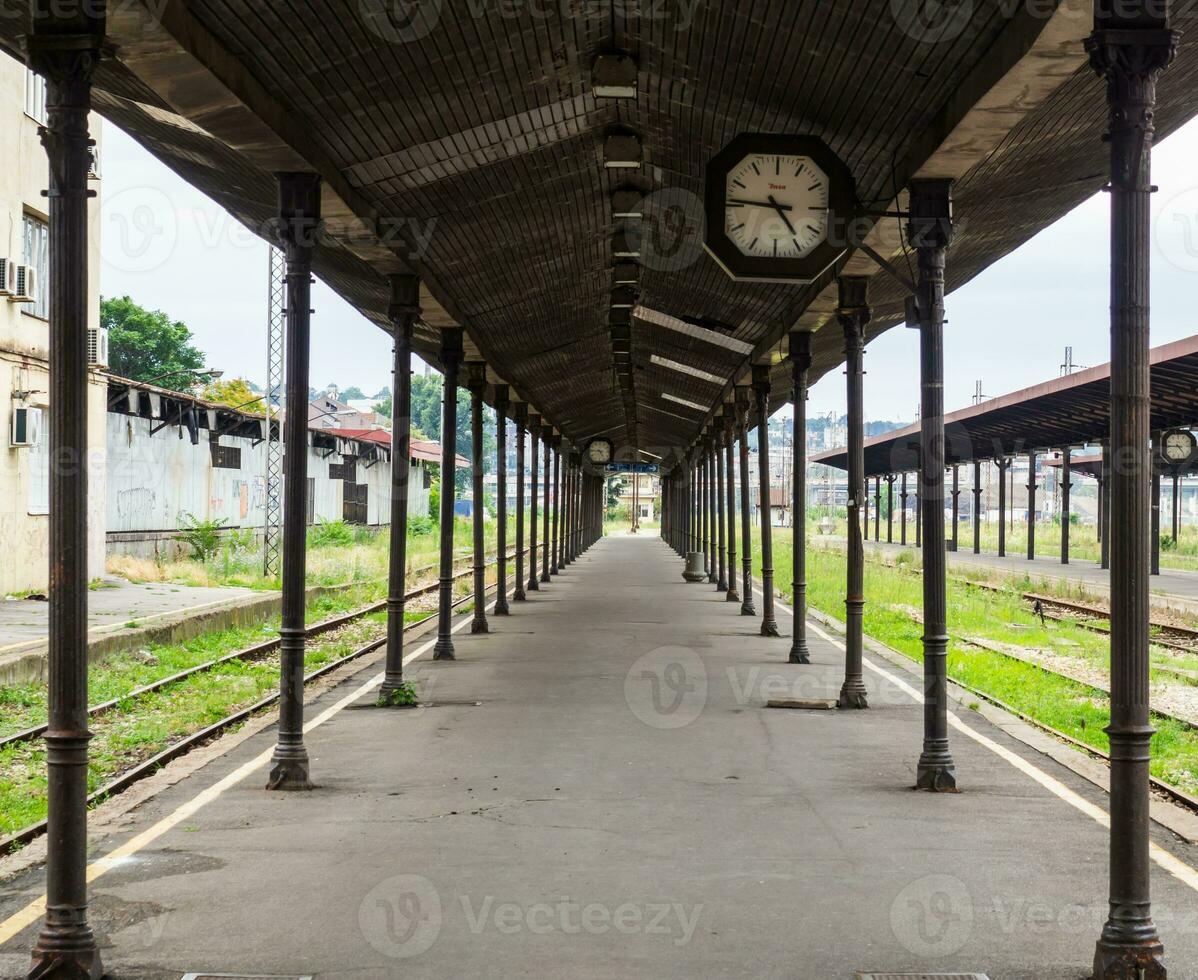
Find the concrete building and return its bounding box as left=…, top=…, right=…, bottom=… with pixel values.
left=0, top=55, right=105, bottom=593
left=105, top=377, right=456, bottom=560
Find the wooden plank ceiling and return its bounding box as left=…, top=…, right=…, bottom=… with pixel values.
left=6, top=2, right=1198, bottom=460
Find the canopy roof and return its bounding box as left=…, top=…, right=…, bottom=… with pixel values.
left=10, top=2, right=1198, bottom=460
left=812, top=335, right=1198, bottom=476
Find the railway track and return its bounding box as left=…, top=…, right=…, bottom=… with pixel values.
left=0, top=557, right=515, bottom=856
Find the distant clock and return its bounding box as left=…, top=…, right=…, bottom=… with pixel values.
left=704, top=133, right=856, bottom=283
left=587, top=438, right=613, bottom=465
left=1162, top=429, right=1196, bottom=464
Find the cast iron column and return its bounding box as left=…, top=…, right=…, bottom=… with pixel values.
left=381, top=275, right=419, bottom=701
left=874, top=477, right=882, bottom=540
left=540, top=435, right=552, bottom=582
left=716, top=426, right=728, bottom=591
left=494, top=387, right=510, bottom=613
left=1151, top=438, right=1161, bottom=576
left=513, top=406, right=528, bottom=601
left=997, top=457, right=1008, bottom=557
left=725, top=413, right=740, bottom=603
left=754, top=367, right=779, bottom=636
left=562, top=453, right=572, bottom=566
left=267, top=172, right=321, bottom=791
left=1061, top=447, right=1073, bottom=565
left=971, top=462, right=982, bottom=553
left=1027, top=451, right=1038, bottom=561
left=27, top=13, right=105, bottom=976
left=838, top=282, right=869, bottom=701
left=910, top=177, right=958, bottom=792
left=738, top=389, right=756, bottom=616
left=900, top=473, right=908, bottom=545
left=915, top=474, right=922, bottom=549
left=887, top=475, right=895, bottom=543
left=550, top=438, right=560, bottom=575
left=433, top=330, right=463, bottom=660
left=1172, top=472, right=1181, bottom=544
left=467, top=364, right=489, bottom=634
left=1101, top=439, right=1112, bottom=570
left=527, top=415, right=540, bottom=592
left=790, top=332, right=812, bottom=664
left=1088, top=11, right=1175, bottom=976
left=704, top=444, right=715, bottom=581
left=950, top=466, right=960, bottom=552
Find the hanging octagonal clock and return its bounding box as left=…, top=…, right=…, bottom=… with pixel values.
left=704, top=133, right=856, bottom=283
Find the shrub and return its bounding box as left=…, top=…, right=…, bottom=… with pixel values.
left=176, top=513, right=227, bottom=561
left=408, top=515, right=435, bottom=537
left=308, top=520, right=355, bottom=548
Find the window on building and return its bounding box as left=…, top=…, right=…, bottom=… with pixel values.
left=21, top=214, right=49, bottom=319
left=210, top=442, right=242, bottom=470
left=24, top=68, right=47, bottom=125
left=28, top=413, right=49, bottom=516
left=329, top=459, right=357, bottom=482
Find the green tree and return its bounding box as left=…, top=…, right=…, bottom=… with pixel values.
left=341, top=385, right=366, bottom=401
left=103, top=296, right=205, bottom=390
left=201, top=377, right=258, bottom=410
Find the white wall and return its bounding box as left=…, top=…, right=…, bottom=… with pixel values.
left=105, top=411, right=431, bottom=557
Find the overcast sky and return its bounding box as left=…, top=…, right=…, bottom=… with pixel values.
left=99, top=115, right=1198, bottom=422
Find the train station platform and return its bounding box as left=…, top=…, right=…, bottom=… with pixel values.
left=2, top=534, right=1197, bottom=979
left=822, top=536, right=1198, bottom=615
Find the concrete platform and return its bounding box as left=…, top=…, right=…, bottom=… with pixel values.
left=0, top=579, right=269, bottom=685
left=1, top=535, right=1197, bottom=979
left=825, top=536, right=1198, bottom=618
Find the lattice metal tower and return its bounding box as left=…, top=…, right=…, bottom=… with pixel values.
left=263, top=246, right=286, bottom=577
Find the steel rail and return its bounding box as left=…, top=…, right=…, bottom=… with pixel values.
left=0, top=582, right=499, bottom=856
left=0, top=550, right=514, bottom=752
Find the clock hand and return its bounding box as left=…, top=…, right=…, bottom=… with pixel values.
left=727, top=197, right=793, bottom=211
left=769, top=194, right=797, bottom=236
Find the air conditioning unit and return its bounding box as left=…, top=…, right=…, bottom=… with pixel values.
left=87, top=326, right=109, bottom=368
left=10, top=265, right=36, bottom=303
left=0, top=259, right=14, bottom=296
left=11, top=406, right=43, bottom=448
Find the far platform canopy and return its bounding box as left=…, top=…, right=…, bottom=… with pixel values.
left=812, top=335, right=1198, bottom=477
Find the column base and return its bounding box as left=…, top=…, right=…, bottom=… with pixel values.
left=494, top=599, right=510, bottom=615
left=27, top=946, right=104, bottom=980
left=760, top=619, right=779, bottom=637
left=838, top=683, right=869, bottom=709
left=471, top=616, right=489, bottom=634
left=740, top=600, right=756, bottom=616
left=265, top=748, right=313, bottom=791
left=915, top=758, right=959, bottom=793
left=788, top=641, right=810, bottom=665
left=540, top=572, right=551, bottom=583
left=528, top=578, right=540, bottom=592
left=706, top=571, right=717, bottom=584
left=513, top=589, right=527, bottom=602
left=433, top=638, right=456, bottom=660
left=726, top=588, right=740, bottom=603
left=1093, top=938, right=1166, bottom=980
left=716, top=578, right=728, bottom=592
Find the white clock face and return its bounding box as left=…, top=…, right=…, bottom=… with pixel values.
left=1164, top=431, right=1194, bottom=462
left=724, top=153, right=830, bottom=259
left=587, top=439, right=612, bottom=465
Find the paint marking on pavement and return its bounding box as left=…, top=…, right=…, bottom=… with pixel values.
left=796, top=612, right=1198, bottom=895
left=0, top=603, right=494, bottom=946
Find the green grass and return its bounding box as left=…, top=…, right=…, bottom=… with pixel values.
left=744, top=525, right=1198, bottom=795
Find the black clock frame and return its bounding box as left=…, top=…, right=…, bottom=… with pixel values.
left=1160, top=427, right=1197, bottom=467
left=703, top=133, right=856, bottom=284
left=586, top=438, right=614, bottom=466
